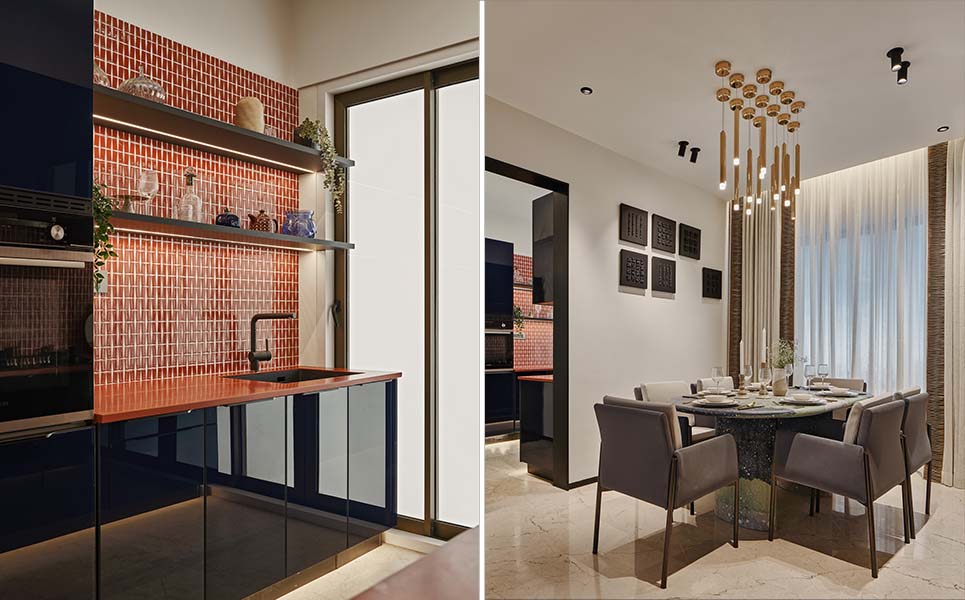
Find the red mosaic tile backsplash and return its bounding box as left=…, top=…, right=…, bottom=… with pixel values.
left=92, top=12, right=301, bottom=385
left=94, top=11, right=298, bottom=140
left=513, top=255, right=553, bottom=370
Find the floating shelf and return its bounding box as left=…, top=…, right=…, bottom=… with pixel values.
left=111, top=212, right=354, bottom=252
left=93, top=86, right=354, bottom=174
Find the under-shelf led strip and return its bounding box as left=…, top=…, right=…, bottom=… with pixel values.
left=93, top=114, right=316, bottom=174
left=111, top=225, right=316, bottom=252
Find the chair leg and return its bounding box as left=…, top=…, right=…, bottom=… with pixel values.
left=907, top=468, right=917, bottom=540
left=809, top=488, right=815, bottom=516
left=732, top=478, right=740, bottom=548
left=661, top=506, right=674, bottom=589
left=592, top=482, right=602, bottom=554
left=900, top=478, right=911, bottom=544
left=926, top=461, right=933, bottom=515
left=768, top=476, right=778, bottom=541
left=815, top=491, right=821, bottom=513
left=864, top=455, right=878, bottom=578
left=690, top=501, right=695, bottom=515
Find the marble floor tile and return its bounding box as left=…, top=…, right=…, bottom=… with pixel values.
left=485, top=440, right=965, bottom=599
left=280, top=544, right=425, bottom=600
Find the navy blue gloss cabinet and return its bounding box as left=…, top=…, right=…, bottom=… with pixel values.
left=0, top=426, right=96, bottom=599
left=0, top=0, right=93, bottom=199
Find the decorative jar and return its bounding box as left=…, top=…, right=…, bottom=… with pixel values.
left=282, top=210, right=317, bottom=238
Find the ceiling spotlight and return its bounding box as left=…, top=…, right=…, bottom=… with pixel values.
left=938, top=125, right=950, bottom=132
left=580, top=86, right=593, bottom=95
left=689, top=147, right=701, bottom=163
left=897, top=61, right=910, bottom=85
left=678, top=140, right=689, bottom=157
left=887, top=47, right=904, bottom=72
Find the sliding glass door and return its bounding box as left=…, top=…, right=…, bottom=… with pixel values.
left=335, top=61, right=479, bottom=534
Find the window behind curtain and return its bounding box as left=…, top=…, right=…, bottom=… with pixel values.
left=795, top=148, right=927, bottom=394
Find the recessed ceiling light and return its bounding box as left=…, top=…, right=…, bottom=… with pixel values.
left=937, top=125, right=950, bottom=132
left=580, top=86, right=593, bottom=95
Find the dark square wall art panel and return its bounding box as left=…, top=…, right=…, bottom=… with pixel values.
left=619, top=203, right=648, bottom=247
left=652, top=214, right=676, bottom=253
left=702, top=268, right=723, bottom=299
left=619, top=249, right=648, bottom=290
left=651, top=256, right=676, bottom=293
left=679, top=223, right=701, bottom=260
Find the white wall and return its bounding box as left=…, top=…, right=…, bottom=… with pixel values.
left=287, top=0, right=479, bottom=88
left=487, top=97, right=729, bottom=484
left=94, top=0, right=292, bottom=84
left=484, top=172, right=545, bottom=256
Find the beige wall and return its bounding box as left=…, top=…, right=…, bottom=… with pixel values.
left=487, top=96, right=729, bottom=485
left=94, top=0, right=293, bottom=84
left=287, top=0, right=478, bottom=88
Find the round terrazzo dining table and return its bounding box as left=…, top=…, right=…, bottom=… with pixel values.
left=672, top=390, right=870, bottom=530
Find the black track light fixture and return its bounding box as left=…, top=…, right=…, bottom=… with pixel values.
left=689, top=147, right=701, bottom=163
left=677, top=140, right=689, bottom=157
left=887, top=47, right=904, bottom=72
left=897, top=61, right=910, bottom=85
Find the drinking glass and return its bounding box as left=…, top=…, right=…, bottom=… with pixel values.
left=135, top=165, right=159, bottom=215
left=759, top=366, right=772, bottom=392
left=741, top=364, right=754, bottom=389
left=785, top=362, right=794, bottom=387
left=804, top=364, right=816, bottom=389
left=711, top=366, right=724, bottom=394
left=817, top=363, right=830, bottom=385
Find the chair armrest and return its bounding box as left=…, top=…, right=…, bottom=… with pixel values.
left=678, top=415, right=693, bottom=446
left=673, top=434, right=738, bottom=506
left=776, top=431, right=867, bottom=502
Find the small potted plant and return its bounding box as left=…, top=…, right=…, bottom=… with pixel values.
left=769, top=338, right=800, bottom=396
left=92, top=180, right=117, bottom=291
left=294, top=118, right=346, bottom=214
left=513, top=306, right=525, bottom=337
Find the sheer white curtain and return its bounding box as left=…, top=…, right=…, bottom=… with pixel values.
left=945, top=137, right=965, bottom=488
left=795, top=148, right=927, bottom=394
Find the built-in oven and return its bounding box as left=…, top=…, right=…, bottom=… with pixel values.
left=0, top=187, right=95, bottom=434
left=485, top=330, right=514, bottom=370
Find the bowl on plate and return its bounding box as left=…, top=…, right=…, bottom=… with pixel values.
left=791, top=392, right=812, bottom=402
left=702, top=395, right=730, bottom=404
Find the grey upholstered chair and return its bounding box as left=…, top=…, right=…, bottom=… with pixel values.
left=593, top=397, right=739, bottom=589
left=900, top=392, right=933, bottom=539
left=824, top=377, right=868, bottom=392
left=634, top=383, right=713, bottom=515
left=769, top=397, right=910, bottom=577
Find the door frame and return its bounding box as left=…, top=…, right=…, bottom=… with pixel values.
left=333, top=60, right=478, bottom=538
left=484, top=157, right=570, bottom=489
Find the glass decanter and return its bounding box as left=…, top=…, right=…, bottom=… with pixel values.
left=175, top=167, right=203, bottom=222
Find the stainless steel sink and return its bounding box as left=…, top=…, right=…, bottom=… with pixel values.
left=226, top=368, right=359, bottom=384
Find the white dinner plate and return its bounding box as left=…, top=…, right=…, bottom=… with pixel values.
left=692, top=399, right=739, bottom=408
left=817, top=390, right=859, bottom=398
left=780, top=397, right=827, bottom=406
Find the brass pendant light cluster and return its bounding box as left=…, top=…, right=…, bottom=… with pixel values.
left=714, top=60, right=803, bottom=219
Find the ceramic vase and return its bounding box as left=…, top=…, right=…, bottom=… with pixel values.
left=235, top=97, right=265, bottom=133
left=772, top=367, right=788, bottom=396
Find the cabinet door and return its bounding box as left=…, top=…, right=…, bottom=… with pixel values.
left=0, top=0, right=92, bottom=198
left=286, top=390, right=349, bottom=576
left=99, top=412, right=204, bottom=600
left=204, top=397, right=286, bottom=600
left=485, top=373, right=516, bottom=423
left=348, top=381, right=397, bottom=543
left=0, top=426, right=95, bottom=600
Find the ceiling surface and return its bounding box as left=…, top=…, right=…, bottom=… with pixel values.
left=486, top=0, right=965, bottom=199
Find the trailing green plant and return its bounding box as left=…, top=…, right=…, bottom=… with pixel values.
left=295, top=118, right=346, bottom=215
left=769, top=338, right=800, bottom=369
left=92, top=180, right=116, bottom=289
left=513, top=306, right=525, bottom=332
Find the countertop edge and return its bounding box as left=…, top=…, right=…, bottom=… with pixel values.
left=94, top=367, right=402, bottom=423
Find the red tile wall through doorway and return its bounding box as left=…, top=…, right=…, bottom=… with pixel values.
left=512, top=255, right=553, bottom=370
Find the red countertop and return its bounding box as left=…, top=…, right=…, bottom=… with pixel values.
left=94, top=367, right=401, bottom=423
left=513, top=366, right=553, bottom=374
left=517, top=374, right=553, bottom=383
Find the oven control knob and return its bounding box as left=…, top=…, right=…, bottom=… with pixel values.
left=50, top=224, right=65, bottom=241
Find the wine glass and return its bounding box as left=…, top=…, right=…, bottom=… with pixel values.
left=759, top=366, right=772, bottom=394
left=785, top=362, right=794, bottom=387
left=741, top=364, right=754, bottom=389
left=135, top=165, right=159, bottom=215
left=711, top=366, right=724, bottom=394
left=817, top=363, right=830, bottom=386
left=804, top=364, right=816, bottom=389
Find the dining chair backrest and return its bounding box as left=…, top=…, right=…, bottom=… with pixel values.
left=898, top=387, right=921, bottom=399
left=825, top=377, right=867, bottom=392
left=696, top=377, right=735, bottom=392
left=855, top=399, right=906, bottom=501
left=843, top=394, right=894, bottom=444
left=595, top=401, right=675, bottom=508
left=641, top=381, right=691, bottom=404
left=605, top=395, right=682, bottom=449
left=901, top=392, right=931, bottom=472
